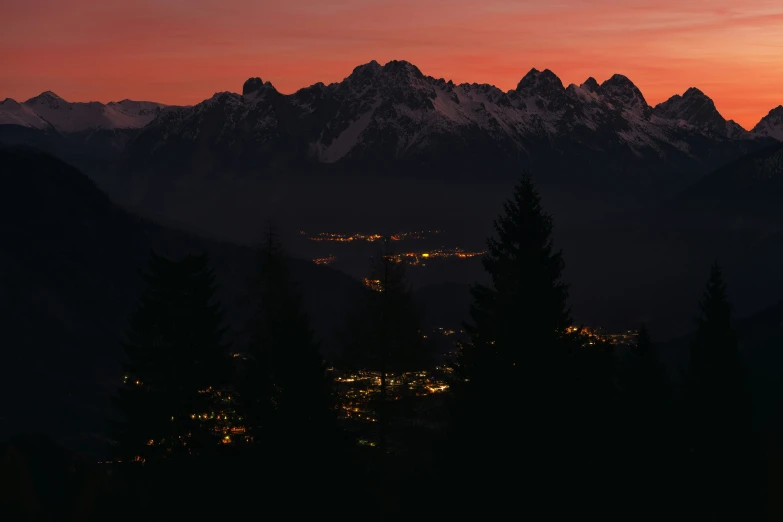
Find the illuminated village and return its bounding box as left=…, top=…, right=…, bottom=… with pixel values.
left=300, top=230, right=444, bottom=242
left=318, top=249, right=485, bottom=269
left=362, top=277, right=384, bottom=292
left=567, top=325, right=639, bottom=345
left=111, top=321, right=639, bottom=463
left=312, top=254, right=337, bottom=265
left=329, top=366, right=452, bottom=425
left=388, top=247, right=486, bottom=265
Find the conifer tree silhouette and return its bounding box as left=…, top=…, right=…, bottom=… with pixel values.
left=687, top=263, right=755, bottom=521
left=111, top=251, right=231, bottom=464
left=240, top=226, right=336, bottom=446
left=341, top=238, right=433, bottom=521
left=445, top=174, right=578, bottom=517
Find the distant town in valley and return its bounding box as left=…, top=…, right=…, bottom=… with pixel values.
left=318, top=247, right=485, bottom=268
left=106, top=324, right=637, bottom=456
left=300, top=230, right=444, bottom=242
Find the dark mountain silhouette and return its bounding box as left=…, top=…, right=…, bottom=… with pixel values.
left=1, top=61, right=779, bottom=196
left=3, top=61, right=780, bottom=254
left=677, top=142, right=783, bottom=216
left=116, top=62, right=774, bottom=192
left=653, top=87, right=747, bottom=138
left=0, top=145, right=361, bottom=456
left=752, top=105, right=783, bottom=141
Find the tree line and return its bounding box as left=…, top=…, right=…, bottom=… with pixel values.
left=103, top=176, right=761, bottom=521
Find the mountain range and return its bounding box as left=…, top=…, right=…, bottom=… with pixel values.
left=0, top=91, right=166, bottom=131
left=2, top=60, right=782, bottom=195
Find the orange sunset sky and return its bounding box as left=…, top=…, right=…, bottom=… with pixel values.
left=1, top=0, right=781, bottom=129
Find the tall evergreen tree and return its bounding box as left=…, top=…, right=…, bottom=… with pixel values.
left=444, top=174, right=579, bottom=516
left=687, top=263, right=755, bottom=521
left=342, top=239, right=432, bottom=434
left=239, top=227, right=336, bottom=447
left=341, top=239, right=433, bottom=520
left=110, top=251, right=231, bottom=463
left=233, top=227, right=348, bottom=517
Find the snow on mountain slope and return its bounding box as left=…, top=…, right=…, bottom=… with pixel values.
left=598, top=74, right=651, bottom=118
left=652, top=87, right=748, bottom=138
left=107, top=100, right=169, bottom=125
left=0, top=98, right=48, bottom=128
left=0, top=91, right=169, bottom=132
left=6, top=60, right=778, bottom=185
left=130, top=60, right=773, bottom=175
left=115, top=61, right=766, bottom=185
left=753, top=106, right=783, bottom=141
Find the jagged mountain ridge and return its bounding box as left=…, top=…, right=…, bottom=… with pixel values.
left=118, top=60, right=778, bottom=189
left=2, top=60, right=780, bottom=191
left=0, top=93, right=175, bottom=171
left=652, top=87, right=748, bottom=138
left=0, top=91, right=169, bottom=132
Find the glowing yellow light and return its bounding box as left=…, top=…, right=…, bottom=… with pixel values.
left=422, top=253, right=429, bottom=258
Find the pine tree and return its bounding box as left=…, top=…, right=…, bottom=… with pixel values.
left=110, top=251, right=231, bottom=463
left=340, top=238, right=433, bottom=520
left=444, top=174, right=578, bottom=517
left=687, top=263, right=754, bottom=520
left=234, top=227, right=345, bottom=516
left=342, top=239, right=433, bottom=431
left=456, top=175, right=572, bottom=383
left=240, top=227, right=336, bottom=448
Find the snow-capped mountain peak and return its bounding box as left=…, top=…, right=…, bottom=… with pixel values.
left=117, top=59, right=779, bottom=179
left=752, top=105, right=783, bottom=141
left=598, top=74, right=650, bottom=117
left=514, top=68, right=569, bottom=114
left=0, top=97, right=48, bottom=128
left=653, top=87, right=743, bottom=137
left=3, top=60, right=780, bottom=181
left=0, top=92, right=170, bottom=132
left=25, top=91, right=67, bottom=109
